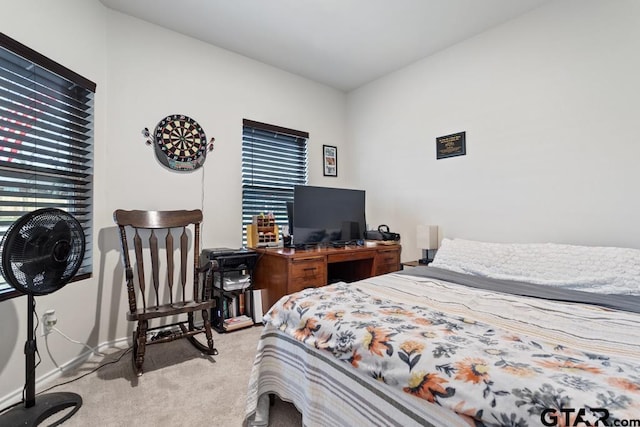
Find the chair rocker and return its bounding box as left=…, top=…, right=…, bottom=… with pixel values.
left=114, top=209, right=218, bottom=376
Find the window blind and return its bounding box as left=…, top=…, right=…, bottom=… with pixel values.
left=0, top=33, right=95, bottom=300
left=242, top=119, right=308, bottom=244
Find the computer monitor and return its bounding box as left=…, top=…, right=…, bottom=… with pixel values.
left=292, top=185, right=366, bottom=246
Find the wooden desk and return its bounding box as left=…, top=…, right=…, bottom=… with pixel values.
left=252, top=244, right=402, bottom=309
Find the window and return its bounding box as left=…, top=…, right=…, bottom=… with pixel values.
left=0, top=33, right=96, bottom=301
left=242, top=119, right=308, bottom=245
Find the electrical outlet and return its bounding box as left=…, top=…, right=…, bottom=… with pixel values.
left=42, top=309, right=57, bottom=336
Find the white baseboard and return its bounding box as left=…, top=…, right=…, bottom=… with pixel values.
left=0, top=336, right=131, bottom=409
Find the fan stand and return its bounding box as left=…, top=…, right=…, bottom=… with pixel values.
left=0, top=295, right=82, bottom=427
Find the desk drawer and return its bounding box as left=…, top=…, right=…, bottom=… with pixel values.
left=375, top=250, right=400, bottom=276
left=289, top=257, right=326, bottom=292
left=327, top=250, right=375, bottom=263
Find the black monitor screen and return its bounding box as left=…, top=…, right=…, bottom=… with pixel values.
left=293, top=185, right=366, bottom=245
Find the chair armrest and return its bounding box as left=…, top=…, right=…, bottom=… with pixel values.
left=197, top=260, right=219, bottom=301
left=197, top=259, right=219, bottom=274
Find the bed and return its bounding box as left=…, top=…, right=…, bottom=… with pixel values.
left=245, top=239, right=640, bottom=426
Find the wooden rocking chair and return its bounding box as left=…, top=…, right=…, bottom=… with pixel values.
left=114, top=209, right=218, bottom=376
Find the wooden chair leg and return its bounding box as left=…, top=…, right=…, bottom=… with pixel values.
left=202, top=309, right=218, bottom=356
left=186, top=310, right=218, bottom=356
left=187, top=312, right=195, bottom=330
left=131, top=330, right=138, bottom=374
left=132, top=320, right=147, bottom=376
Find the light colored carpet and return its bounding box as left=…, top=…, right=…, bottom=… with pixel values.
left=35, top=325, right=301, bottom=426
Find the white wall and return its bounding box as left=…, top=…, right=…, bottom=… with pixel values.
left=0, top=0, right=347, bottom=402
left=347, top=0, right=640, bottom=262
left=104, top=10, right=348, bottom=249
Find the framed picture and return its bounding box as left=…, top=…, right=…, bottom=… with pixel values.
left=323, top=145, right=337, bottom=177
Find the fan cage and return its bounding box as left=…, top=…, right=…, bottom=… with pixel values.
left=0, top=208, right=85, bottom=296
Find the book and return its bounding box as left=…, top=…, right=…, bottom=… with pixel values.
left=223, top=315, right=253, bottom=331
left=222, top=298, right=229, bottom=319
left=245, top=289, right=265, bottom=324
left=229, top=296, right=237, bottom=318
left=223, top=315, right=252, bottom=326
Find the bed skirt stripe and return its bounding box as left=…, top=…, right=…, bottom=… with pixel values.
left=245, top=327, right=467, bottom=427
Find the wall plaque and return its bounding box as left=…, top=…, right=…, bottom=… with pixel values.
left=436, top=131, right=466, bottom=159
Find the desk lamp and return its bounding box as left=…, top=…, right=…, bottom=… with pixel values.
left=417, top=225, right=439, bottom=264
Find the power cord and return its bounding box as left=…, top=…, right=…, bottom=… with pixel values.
left=50, top=326, right=105, bottom=357
left=37, top=324, right=131, bottom=393
left=0, top=320, right=132, bottom=416
left=37, top=346, right=132, bottom=395
left=27, top=304, right=42, bottom=398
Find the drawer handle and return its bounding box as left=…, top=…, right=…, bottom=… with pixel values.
left=304, top=267, right=317, bottom=271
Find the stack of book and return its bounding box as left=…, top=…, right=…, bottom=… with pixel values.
left=223, top=314, right=254, bottom=332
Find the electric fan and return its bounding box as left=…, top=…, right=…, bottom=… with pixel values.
left=0, top=208, right=85, bottom=426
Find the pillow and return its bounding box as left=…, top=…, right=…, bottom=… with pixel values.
left=430, top=238, right=640, bottom=295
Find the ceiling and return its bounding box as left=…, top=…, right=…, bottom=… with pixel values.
left=99, top=0, right=552, bottom=92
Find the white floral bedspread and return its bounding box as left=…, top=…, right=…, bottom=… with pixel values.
left=264, top=272, right=640, bottom=426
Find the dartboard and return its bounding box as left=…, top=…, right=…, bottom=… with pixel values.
left=153, top=114, right=208, bottom=171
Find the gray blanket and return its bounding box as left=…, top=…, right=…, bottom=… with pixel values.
left=399, top=266, right=640, bottom=314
